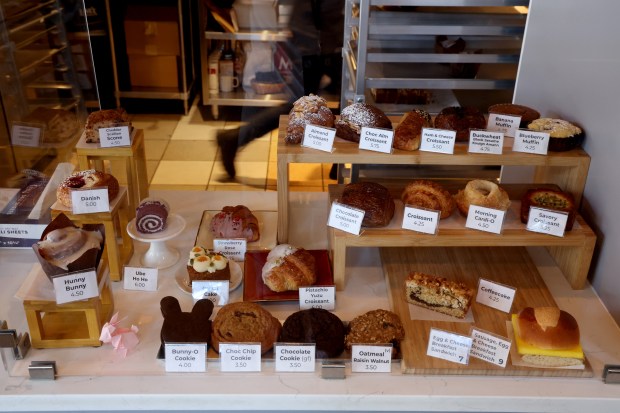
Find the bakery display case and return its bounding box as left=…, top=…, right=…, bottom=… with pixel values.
left=0, top=0, right=89, bottom=176
left=341, top=0, right=529, bottom=114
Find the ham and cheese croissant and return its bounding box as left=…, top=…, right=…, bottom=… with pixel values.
left=261, top=244, right=316, bottom=292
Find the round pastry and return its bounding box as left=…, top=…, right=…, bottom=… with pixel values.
left=211, top=302, right=281, bottom=354
left=454, top=179, right=511, bottom=216
left=393, top=109, right=431, bottom=151
left=434, top=106, right=486, bottom=142
left=335, top=103, right=392, bottom=143
left=136, top=198, right=169, bottom=234
left=488, top=103, right=540, bottom=127
left=261, top=244, right=316, bottom=292
left=516, top=307, right=580, bottom=350
left=285, top=95, right=335, bottom=144
left=345, top=309, right=405, bottom=358
left=340, top=181, right=395, bottom=227
left=520, top=188, right=576, bottom=231
left=279, top=308, right=346, bottom=358
left=527, top=118, right=584, bottom=152
left=36, top=226, right=103, bottom=270
left=57, top=170, right=119, bottom=209
left=401, top=180, right=455, bottom=219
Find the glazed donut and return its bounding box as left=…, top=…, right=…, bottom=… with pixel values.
left=454, top=179, right=511, bottom=216
left=401, top=180, right=455, bottom=219
left=36, top=226, right=103, bottom=270
left=57, top=170, right=119, bottom=209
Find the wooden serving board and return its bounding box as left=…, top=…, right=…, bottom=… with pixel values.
left=381, top=246, right=593, bottom=377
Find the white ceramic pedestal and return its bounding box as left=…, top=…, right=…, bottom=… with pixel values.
left=126, top=214, right=186, bottom=269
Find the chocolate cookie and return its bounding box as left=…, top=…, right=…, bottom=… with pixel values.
left=279, top=309, right=345, bottom=358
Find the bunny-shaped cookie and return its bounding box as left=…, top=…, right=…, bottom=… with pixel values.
left=160, top=296, right=214, bottom=345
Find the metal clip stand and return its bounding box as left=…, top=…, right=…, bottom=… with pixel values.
left=28, top=361, right=57, bottom=380
left=0, top=320, right=31, bottom=373
left=603, top=365, right=620, bottom=384
left=321, top=361, right=346, bottom=380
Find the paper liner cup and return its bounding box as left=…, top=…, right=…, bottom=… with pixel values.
left=32, top=213, right=105, bottom=282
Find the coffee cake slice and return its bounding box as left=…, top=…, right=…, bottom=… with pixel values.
left=405, top=272, right=474, bottom=318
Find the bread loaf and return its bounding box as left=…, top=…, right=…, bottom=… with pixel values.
left=340, top=181, right=395, bottom=227
left=261, top=244, right=316, bottom=292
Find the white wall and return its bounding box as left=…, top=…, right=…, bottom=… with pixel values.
left=513, top=0, right=620, bottom=323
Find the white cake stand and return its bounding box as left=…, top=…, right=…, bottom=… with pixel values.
left=126, top=213, right=186, bottom=269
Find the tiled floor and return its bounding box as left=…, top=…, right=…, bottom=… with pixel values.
left=131, top=102, right=336, bottom=192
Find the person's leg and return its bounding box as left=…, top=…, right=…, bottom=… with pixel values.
left=217, top=103, right=293, bottom=178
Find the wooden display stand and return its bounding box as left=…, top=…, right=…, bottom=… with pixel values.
left=276, top=115, right=594, bottom=290
left=51, top=187, right=133, bottom=281
left=23, top=263, right=114, bottom=349
left=75, top=128, right=149, bottom=218
left=327, top=184, right=596, bottom=291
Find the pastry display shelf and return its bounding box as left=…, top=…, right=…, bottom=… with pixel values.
left=327, top=184, right=596, bottom=291
left=276, top=116, right=591, bottom=241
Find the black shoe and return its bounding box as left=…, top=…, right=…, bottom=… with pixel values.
left=217, top=129, right=239, bottom=179
left=329, top=163, right=338, bottom=180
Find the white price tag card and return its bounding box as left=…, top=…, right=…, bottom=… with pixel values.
left=11, top=124, right=41, bottom=147
left=71, top=188, right=110, bottom=214
left=351, top=345, right=392, bottom=373
left=52, top=270, right=98, bottom=304
left=358, top=126, right=394, bottom=154
left=465, top=205, right=506, bottom=234
left=302, top=124, right=336, bottom=152
left=468, top=130, right=504, bottom=155
left=298, top=286, right=336, bottom=310
left=487, top=113, right=521, bottom=137
left=420, top=128, right=457, bottom=154
left=99, top=126, right=131, bottom=148
left=219, top=343, right=262, bottom=372
left=213, top=239, right=247, bottom=261
left=470, top=328, right=511, bottom=368
left=274, top=344, right=316, bottom=372
left=402, top=206, right=440, bottom=235
left=192, top=280, right=229, bottom=306
left=164, top=343, right=207, bottom=372
left=426, top=328, right=472, bottom=365
left=513, top=129, right=550, bottom=155
left=123, top=266, right=158, bottom=291
left=526, top=207, right=568, bottom=237
left=476, top=278, right=516, bottom=313
left=327, top=201, right=364, bottom=235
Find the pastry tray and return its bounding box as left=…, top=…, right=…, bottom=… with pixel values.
left=195, top=210, right=277, bottom=252
left=243, top=249, right=334, bottom=302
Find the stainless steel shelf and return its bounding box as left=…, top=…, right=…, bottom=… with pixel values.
left=341, top=0, right=528, bottom=110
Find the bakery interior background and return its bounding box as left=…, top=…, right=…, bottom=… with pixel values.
left=0, top=0, right=619, bottom=326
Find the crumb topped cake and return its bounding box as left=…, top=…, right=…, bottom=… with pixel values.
left=405, top=272, right=474, bottom=318
left=187, top=246, right=230, bottom=282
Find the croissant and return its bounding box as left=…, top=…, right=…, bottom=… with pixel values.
left=261, top=245, right=316, bottom=292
